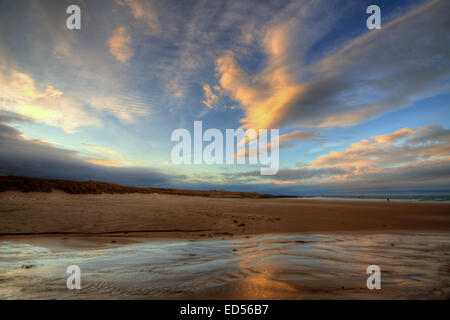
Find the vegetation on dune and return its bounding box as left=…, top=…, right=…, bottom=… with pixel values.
left=0, top=175, right=269, bottom=198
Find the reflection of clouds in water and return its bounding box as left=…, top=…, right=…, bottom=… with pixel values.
left=0, top=233, right=449, bottom=299
left=230, top=236, right=300, bottom=299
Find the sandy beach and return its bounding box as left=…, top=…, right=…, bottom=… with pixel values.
left=0, top=191, right=449, bottom=240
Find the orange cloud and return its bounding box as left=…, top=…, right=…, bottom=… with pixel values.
left=83, top=144, right=143, bottom=168
left=216, top=51, right=303, bottom=130
left=270, top=180, right=298, bottom=185
left=201, top=84, right=219, bottom=109
left=109, top=27, right=133, bottom=63
left=373, top=128, right=416, bottom=144
left=87, top=159, right=123, bottom=167
left=310, top=126, right=450, bottom=176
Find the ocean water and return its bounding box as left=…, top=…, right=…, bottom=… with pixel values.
left=294, top=195, right=450, bottom=203
left=0, top=232, right=449, bottom=299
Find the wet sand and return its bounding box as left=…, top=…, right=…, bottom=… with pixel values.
left=0, top=192, right=449, bottom=242
left=0, top=232, right=449, bottom=299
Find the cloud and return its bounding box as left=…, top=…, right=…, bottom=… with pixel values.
left=228, top=166, right=348, bottom=183
left=233, top=128, right=319, bottom=159
left=305, top=125, right=450, bottom=190
left=215, top=0, right=450, bottom=130
left=278, top=130, right=322, bottom=148
left=0, top=65, right=150, bottom=129
left=85, top=145, right=118, bottom=156
left=109, top=27, right=134, bottom=63
left=310, top=126, right=450, bottom=172
left=373, top=128, right=416, bottom=144
left=0, top=118, right=183, bottom=187
left=0, top=110, right=32, bottom=124
left=226, top=125, right=450, bottom=192
left=87, top=159, right=123, bottom=167
left=86, top=94, right=149, bottom=123
left=139, top=0, right=282, bottom=102
left=117, top=0, right=160, bottom=35
left=269, top=180, right=298, bottom=185
left=280, top=130, right=317, bottom=141
left=201, top=84, right=219, bottom=109
left=0, top=67, right=100, bottom=132
left=1, top=1, right=152, bottom=125
left=81, top=143, right=142, bottom=167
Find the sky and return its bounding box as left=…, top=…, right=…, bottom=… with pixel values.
left=0, top=0, right=449, bottom=195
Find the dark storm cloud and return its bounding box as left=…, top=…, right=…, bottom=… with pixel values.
left=0, top=110, right=32, bottom=124
left=0, top=117, right=185, bottom=187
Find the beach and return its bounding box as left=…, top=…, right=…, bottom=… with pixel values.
left=1, top=191, right=449, bottom=299
left=0, top=191, right=449, bottom=239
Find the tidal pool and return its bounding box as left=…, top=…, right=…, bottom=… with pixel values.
left=0, top=232, right=449, bottom=299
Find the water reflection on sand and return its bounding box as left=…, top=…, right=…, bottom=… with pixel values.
left=0, top=232, right=449, bottom=299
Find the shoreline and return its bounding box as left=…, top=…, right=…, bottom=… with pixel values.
left=2, top=229, right=449, bottom=251
left=288, top=197, right=450, bottom=204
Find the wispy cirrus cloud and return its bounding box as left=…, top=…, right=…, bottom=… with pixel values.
left=86, top=94, right=149, bottom=123
left=213, top=0, right=450, bottom=130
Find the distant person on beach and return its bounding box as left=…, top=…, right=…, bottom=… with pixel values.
left=387, top=197, right=390, bottom=202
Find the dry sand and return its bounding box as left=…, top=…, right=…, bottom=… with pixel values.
left=1, top=191, right=449, bottom=242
